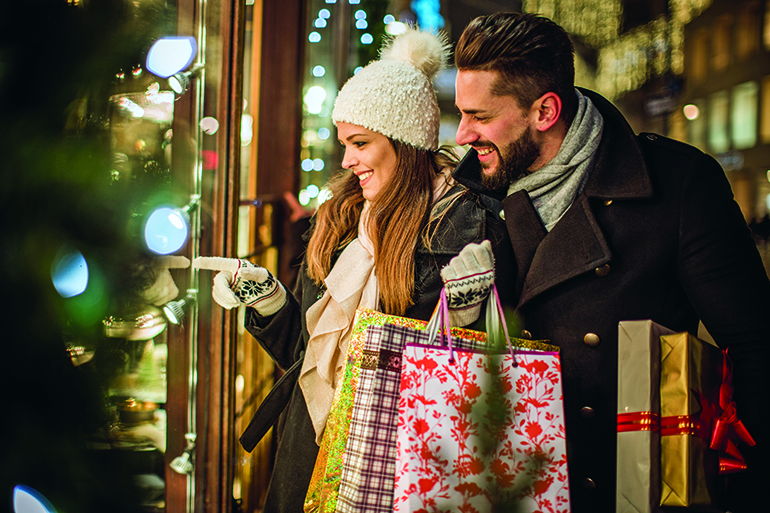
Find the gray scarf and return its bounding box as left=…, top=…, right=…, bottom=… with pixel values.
left=508, top=89, right=604, bottom=231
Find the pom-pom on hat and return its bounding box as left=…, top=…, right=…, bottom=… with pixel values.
left=332, top=27, right=450, bottom=151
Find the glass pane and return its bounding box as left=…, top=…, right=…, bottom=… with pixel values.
left=708, top=90, right=730, bottom=154
left=731, top=81, right=758, bottom=150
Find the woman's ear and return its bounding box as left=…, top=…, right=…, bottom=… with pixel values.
left=531, top=92, right=562, bottom=132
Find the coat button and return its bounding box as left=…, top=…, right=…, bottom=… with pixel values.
left=580, top=406, right=595, bottom=419
left=583, top=478, right=596, bottom=490
left=594, top=264, right=611, bottom=277
left=499, top=209, right=505, bottom=220
left=583, top=333, right=600, bottom=347
left=520, top=330, right=532, bottom=339
left=646, top=134, right=657, bottom=141
left=603, top=199, right=613, bottom=206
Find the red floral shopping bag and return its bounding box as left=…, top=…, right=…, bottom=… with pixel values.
left=394, top=290, right=571, bottom=513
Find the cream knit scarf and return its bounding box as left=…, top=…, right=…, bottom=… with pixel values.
left=508, top=89, right=604, bottom=231
left=300, top=170, right=453, bottom=443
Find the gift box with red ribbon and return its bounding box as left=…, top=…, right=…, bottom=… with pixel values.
left=659, top=333, right=756, bottom=510
left=616, top=320, right=673, bottom=513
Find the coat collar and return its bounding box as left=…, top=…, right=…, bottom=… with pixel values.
left=453, top=88, right=652, bottom=308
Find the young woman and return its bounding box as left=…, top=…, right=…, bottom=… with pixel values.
left=194, top=27, right=513, bottom=512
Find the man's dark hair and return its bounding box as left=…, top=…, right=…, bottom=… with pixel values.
left=455, top=12, right=577, bottom=123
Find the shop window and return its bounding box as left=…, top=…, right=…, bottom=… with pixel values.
left=690, top=26, right=709, bottom=83
left=296, top=1, right=390, bottom=212
left=709, top=90, right=731, bottom=153
left=732, top=81, right=759, bottom=149
left=761, top=76, right=770, bottom=143
left=736, top=1, right=760, bottom=59
left=712, top=14, right=733, bottom=71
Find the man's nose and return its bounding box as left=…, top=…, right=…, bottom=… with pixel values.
left=455, top=118, right=476, bottom=146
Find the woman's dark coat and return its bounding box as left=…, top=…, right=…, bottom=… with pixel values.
left=453, top=88, right=770, bottom=512
left=241, top=186, right=514, bottom=512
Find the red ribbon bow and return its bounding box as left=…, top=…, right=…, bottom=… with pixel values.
left=708, top=350, right=756, bottom=474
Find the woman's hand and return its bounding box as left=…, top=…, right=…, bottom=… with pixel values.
left=193, top=257, right=287, bottom=315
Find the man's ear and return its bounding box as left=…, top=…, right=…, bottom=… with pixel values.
left=531, top=92, right=562, bottom=132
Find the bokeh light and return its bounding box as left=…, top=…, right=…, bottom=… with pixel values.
left=144, top=207, right=189, bottom=255
left=146, top=36, right=197, bottom=78
left=51, top=246, right=89, bottom=298
left=683, top=104, right=700, bottom=120
left=304, top=86, right=327, bottom=114
left=386, top=22, right=407, bottom=35
left=13, top=485, right=57, bottom=513
left=318, top=188, right=333, bottom=204
left=200, top=116, right=219, bottom=134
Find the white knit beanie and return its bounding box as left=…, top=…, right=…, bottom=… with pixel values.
left=332, top=27, right=450, bottom=151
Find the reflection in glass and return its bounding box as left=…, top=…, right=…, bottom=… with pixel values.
left=13, top=485, right=57, bottom=513
left=146, top=36, right=198, bottom=78
left=144, top=206, right=190, bottom=255
left=51, top=245, right=89, bottom=298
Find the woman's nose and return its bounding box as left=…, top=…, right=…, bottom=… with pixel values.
left=341, top=150, right=357, bottom=169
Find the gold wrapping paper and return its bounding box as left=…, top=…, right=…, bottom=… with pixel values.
left=659, top=332, right=723, bottom=511
left=304, top=307, right=556, bottom=512
left=616, top=320, right=673, bottom=513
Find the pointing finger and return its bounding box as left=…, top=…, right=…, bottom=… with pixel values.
left=193, top=256, right=240, bottom=273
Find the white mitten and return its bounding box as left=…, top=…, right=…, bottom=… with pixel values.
left=141, top=256, right=191, bottom=306
left=440, top=240, right=495, bottom=327
left=193, top=256, right=287, bottom=316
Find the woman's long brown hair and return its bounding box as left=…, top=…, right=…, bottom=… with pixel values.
left=306, top=139, right=458, bottom=315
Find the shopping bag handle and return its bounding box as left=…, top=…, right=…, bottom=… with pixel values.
left=426, top=286, right=517, bottom=366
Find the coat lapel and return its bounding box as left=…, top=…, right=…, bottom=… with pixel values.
left=502, top=190, right=546, bottom=301
left=516, top=194, right=612, bottom=307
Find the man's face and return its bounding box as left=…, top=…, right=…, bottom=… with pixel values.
left=455, top=70, right=541, bottom=191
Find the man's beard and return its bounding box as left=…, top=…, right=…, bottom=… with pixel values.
left=479, top=127, right=540, bottom=193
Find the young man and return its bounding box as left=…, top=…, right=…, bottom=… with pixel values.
left=452, top=12, right=769, bottom=512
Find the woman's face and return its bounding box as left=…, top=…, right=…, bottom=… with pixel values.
left=337, top=122, right=397, bottom=201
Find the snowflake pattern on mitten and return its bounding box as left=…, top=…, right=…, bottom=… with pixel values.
left=443, top=271, right=494, bottom=309
left=234, top=269, right=278, bottom=306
